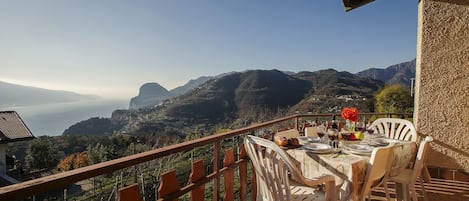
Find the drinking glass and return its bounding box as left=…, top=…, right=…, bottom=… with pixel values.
left=341, top=132, right=351, bottom=146
left=327, top=129, right=338, bottom=148
left=363, top=128, right=375, bottom=143
left=317, top=132, right=326, bottom=143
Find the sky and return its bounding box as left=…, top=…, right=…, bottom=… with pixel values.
left=0, top=0, right=418, bottom=100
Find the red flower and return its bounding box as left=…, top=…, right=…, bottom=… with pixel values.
left=341, top=107, right=358, bottom=122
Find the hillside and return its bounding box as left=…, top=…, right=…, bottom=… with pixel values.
left=170, top=76, right=212, bottom=95
left=165, top=70, right=312, bottom=122
left=65, top=68, right=387, bottom=136
left=291, top=69, right=383, bottom=112
left=0, top=81, right=97, bottom=107
left=294, top=69, right=383, bottom=96
left=356, top=59, right=415, bottom=87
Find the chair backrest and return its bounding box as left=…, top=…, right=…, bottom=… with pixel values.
left=305, top=127, right=318, bottom=137
left=369, top=118, right=417, bottom=141
left=361, top=146, right=394, bottom=200
left=276, top=129, right=300, bottom=138
left=244, top=135, right=306, bottom=201
left=410, top=136, right=433, bottom=183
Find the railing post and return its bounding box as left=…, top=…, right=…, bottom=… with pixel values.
left=189, top=160, right=205, bottom=201
left=158, top=170, right=179, bottom=201
left=295, top=116, right=299, bottom=131
left=223, top=149, right=235, bottom=201
left=213, top=141, right=220, bottom=201
left=238, top=144, right=248, bottom=201
left=118, top=183, right=143, bottom=201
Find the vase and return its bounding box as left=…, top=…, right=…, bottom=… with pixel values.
left=346, top=120, right=355, bottom=132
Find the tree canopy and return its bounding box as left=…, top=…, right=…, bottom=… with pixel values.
left=375, top=85, right=413, bottom=113
left=25, top=136, right=60, bottom=171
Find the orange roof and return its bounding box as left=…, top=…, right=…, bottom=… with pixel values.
left=0, top=111, right=35, bottom=144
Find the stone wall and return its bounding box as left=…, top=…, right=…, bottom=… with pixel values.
left=415, top=0, right=469, bottom=170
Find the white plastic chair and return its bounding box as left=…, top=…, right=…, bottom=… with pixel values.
left=276, top=129, right=300, bottom=138
left=369, top=118, right=418, bottom=142
left=389, top=136, right=433, bottom=201
left=360, top=146, right=394, bottom=201
left=244, top=135, right=337, bottom=201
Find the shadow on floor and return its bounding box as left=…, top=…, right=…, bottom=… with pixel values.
left=370, top=178, right=469, bottom=201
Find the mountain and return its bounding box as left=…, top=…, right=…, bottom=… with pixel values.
left=164, top=70, right=312, bottom=122
left=170, top=76, right=212, bottom=95
left=356, top=59, right=416, bottom=87
left=0, top=81, right=97, bottom=108
left=129, top=83, right=173, bottom=109
left=162, top=69, right=383, bottom=123
left=129, top=74, right=232, bottom=110
left=294, top=69, right=383, bottom=96
left=66, top=62, right=410, bottom=136
left=290, top=69, right=383, bottom=112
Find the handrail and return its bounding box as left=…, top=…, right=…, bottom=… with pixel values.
left=0, top=113, right=412, bottom=200
left=0, top=114, right=297, bottom=200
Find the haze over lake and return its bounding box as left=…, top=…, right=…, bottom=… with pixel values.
left=4, top=99, right=128, bottom=136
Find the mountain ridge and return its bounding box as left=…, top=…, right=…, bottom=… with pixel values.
left=0, top=81, right=98, bottom=108
left=356, top=59, right=415, bottom=87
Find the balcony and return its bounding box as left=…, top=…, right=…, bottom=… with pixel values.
left=0, top=113, right=468, bottom=201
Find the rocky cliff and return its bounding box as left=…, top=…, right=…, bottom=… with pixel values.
left=129, top=83, right=173, bottom=109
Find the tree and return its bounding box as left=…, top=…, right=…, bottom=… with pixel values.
left=87, top=143, right=112, bottom=165
left=375, top=85, right=413, bottom=113
left=25, top=136, right=60, bottom=171
left=57, top=152, right=89, bottom=171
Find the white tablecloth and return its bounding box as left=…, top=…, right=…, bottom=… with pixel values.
left=286, top=141, right=417, bottom=200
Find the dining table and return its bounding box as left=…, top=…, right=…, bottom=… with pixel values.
left=286, top=138, right=417, bottom=201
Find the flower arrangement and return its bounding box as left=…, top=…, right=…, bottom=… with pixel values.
left=341, top=107, right=358, bottom=122
left=341, top=107, right=358, bottom=133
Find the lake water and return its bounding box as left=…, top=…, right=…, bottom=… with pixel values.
left=3, top=99, right=129, bottom=136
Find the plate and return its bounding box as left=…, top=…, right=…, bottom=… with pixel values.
left=298, top=136, right=321, bottom=144
left=303, top=143, right=332, bottom=153
left=342, top=148, right=372, bottom=156
left=344, top=144, right=374, bottom=153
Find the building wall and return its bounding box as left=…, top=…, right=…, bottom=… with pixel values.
left=415, top=0, right=469, bottom=170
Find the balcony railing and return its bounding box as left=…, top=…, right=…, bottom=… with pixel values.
left=0, top=113, right=412, bottom=201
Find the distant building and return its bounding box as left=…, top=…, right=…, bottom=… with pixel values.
left=0, top=111, right=35, bottom=184
left=336, top=95, right=365, bottom=102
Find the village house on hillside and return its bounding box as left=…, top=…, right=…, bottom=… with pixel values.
left=0, top=111, right=35, bottom=186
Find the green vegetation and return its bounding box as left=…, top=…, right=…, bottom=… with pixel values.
left=63, top=117, right=124, bottom=136
left=24, top=136, right=60, bottom=171
left=375, top=85, right=413, bottom=113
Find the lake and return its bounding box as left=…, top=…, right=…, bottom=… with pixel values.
left=3, top=99, right=129, bottom=136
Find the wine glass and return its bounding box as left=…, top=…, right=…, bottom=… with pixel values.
left=317, top=132, right=325, bottom=143
left=363, top=127, right=375, bottom=143
left=327, top=129, right=338, bottom=148
left=341, top=132, right=351, bottom=146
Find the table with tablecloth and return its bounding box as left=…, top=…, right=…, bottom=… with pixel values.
left=286, top=141, right=417, bottom=201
